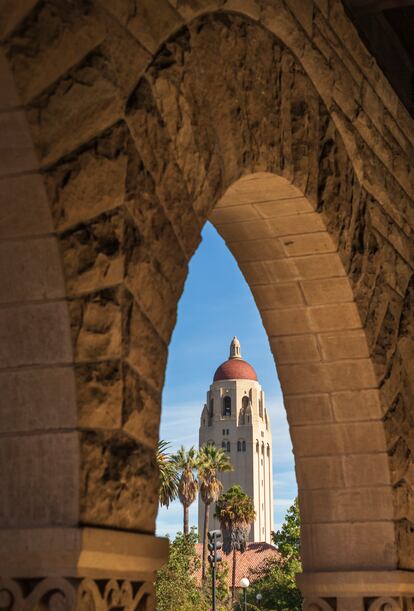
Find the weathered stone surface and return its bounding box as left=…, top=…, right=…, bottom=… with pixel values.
left=99, top=0, right=183, bottom=54
left=45, top=123, right=129, bottom=232
left=76, top=361, right=122, bottom=430
left=80, top=430, right=158, bottom=532
left=4, top=0, right=107, bottom=102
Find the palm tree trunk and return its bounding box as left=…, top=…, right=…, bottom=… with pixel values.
left=183, top=504, right=188, bottom=535
left=202, top=502, right=210, bottom=581
left=231, top=546, right=237, bottom=602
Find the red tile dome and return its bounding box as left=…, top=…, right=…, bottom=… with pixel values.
left=213, top=358, right=258, bottom=382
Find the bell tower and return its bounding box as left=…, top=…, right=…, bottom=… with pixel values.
left=199, top=338, right=273, bottom=543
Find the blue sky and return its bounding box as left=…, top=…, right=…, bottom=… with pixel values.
left=156, top=222, right=297, bottom=537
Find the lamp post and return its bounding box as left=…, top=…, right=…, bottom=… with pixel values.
left=240, top=577, right=250, bottom=611
left=256, top=592, right=262, bottom=609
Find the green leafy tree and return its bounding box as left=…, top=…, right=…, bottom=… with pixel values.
left=272, top=497, right=301, bottom=561
left=247, top=498, right=302, bottom=611
left=155, top=530, right=204, bottom=611
left=198, top=443, right=232, bottom=580
left=215, top=485, right=256, bottom=602
left=156, top=440, right=179, bottom=508
left=173, top=446, right=199, bottom=535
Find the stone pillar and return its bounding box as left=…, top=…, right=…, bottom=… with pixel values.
left=298, top=571, right=414, bottom=611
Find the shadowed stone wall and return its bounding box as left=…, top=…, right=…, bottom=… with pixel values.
left=0, top=0, right=413, bottom=608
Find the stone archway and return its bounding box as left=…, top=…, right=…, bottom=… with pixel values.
left=0, top=1, right=413, bottom=609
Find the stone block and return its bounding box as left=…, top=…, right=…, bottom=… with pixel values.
left=284, top=0, right=314, bottom=37
left=80, top=430, right=158, bottom=533
left=125, top=254, right=180, bottom=345
left=263, top=303, right=361, bottom=337
left=285, top=393, right=333, bottom=426
left=332, top=389, right=384, bottom=422
left=46, top=125, right=129, bottom=232
left=220, top=174, right=304, bottom=207
left=0, top=432, right=79, bottom=527
left=60, top=209, right=126, bottom=297
left=296, top=455, right=345, bottom=490
left=0, top=237, right=65, bottom=304
left=0, top=50, right=20, bottom=109
left=300, top=277, right=354, bottom=305
left=281, top=231, right=336, bottom=257
left=6, top=4, right=106, bottom=103
left=267, top=212, right=325, bottom=236
left=0, top=366, right=77, bottom=433
left=270, top=334, right=320, bottom=364
left=309, top=303, right=361, bottom=332
left=100, top=0, right=183, bottom=54
left=263, top=307, right=312, bottom=335
left=0, top=173, right=53, bottom=238
left=0, top=0, right=38, bottom=39
left=0, top=301, right=73, bottom=369
left=242, top=259, right=297, bottom=285
left=293, top=253, right=346, bottom=280
left=174, top=0, right=223, bottom=21
left=278, top=359, right=377, bottom=394
left=72, top=291, right=123, bottom=363
left=122, top=363, right=161, bottom=448
left=300, top=521, right=397, bottom=571
left=291, top=421, right=386, bottom=457
left=76, top=361, right=122, bottom=430
left=252, top=282, right=304, bottom=309
left=318, top=330, right=369, bottom=362
left=217, top=218, right=275, bottom=243
left=344, top=453, right=391, bottom=487
left=228, top=237, right=285, bottom=263
left=300, top=486, right=394, bottom=524
left=253, top=196, right=312, bottom=218
left=27, top=51, right=125, bottom=165
left=0, top=110, right=38, bottom=176
left=126, top=299, right=167, bottom=391
left=210, top=203, right=260, bottom=224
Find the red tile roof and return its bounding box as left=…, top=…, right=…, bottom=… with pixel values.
left=194, top=542, right=280, bottom=587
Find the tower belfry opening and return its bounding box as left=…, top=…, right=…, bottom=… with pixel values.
left=199, top=338, right=273, bottom=543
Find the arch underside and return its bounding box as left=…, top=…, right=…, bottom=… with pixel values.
left=1, top=0, right=414, bottom=591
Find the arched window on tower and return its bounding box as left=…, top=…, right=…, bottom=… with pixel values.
left=237, top=439, right=246, bottom=452
left=259, top=395, right=263, bottom=419
left=239, top=396, right=249, bottom=425
left=227, top=440, right=231, bottom=453
left=223, top=395, right=231, bottom=417
left=208, top=398, right=214, bottom=426
left=265, top=410, right=269, bottom=431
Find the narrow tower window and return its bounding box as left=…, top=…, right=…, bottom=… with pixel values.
left=223, top=395, right=231, bottom=417
left=239, top=396, right=249, bottom=424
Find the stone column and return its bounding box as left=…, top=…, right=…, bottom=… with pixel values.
left=299, top=571, right=414, bottom=611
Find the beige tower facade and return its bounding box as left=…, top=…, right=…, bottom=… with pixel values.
left=199, top=338, right=273, bottom=544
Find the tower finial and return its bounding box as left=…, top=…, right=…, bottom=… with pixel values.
left=229, top=336, right=241, bottom=359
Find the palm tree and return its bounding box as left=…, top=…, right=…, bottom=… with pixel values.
left=198, top=443, right=232, bottom=580
left=172, top=445, right=199, bottom=535
left=215, top=485, right=256, bottom=602
left=156, top=440, right=179, bottom=508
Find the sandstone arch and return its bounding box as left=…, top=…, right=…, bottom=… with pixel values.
left=0, top=1, right=414, bottom=609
